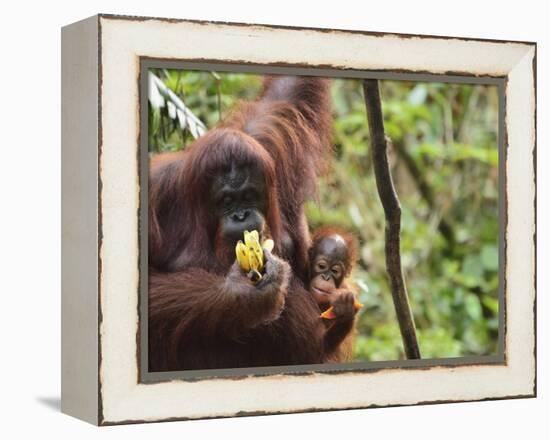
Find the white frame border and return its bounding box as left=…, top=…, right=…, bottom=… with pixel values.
left=97, top=15, right=536, bottom=424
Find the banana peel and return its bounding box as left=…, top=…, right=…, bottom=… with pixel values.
left=235, top=230, right=274, bottom=284
left=320, top=300, right=364, bottom=319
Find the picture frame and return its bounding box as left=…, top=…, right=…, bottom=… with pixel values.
left=61, top=14, right=536, bottom=425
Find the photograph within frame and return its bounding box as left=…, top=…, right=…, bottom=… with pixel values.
left=139, top=60, right=506, bottom=384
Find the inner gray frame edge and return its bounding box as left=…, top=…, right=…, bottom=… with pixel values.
left=139, top=59, right=507, bottom=383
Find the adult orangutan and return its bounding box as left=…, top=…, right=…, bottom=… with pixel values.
left=148, top=75, right=340, bottom=371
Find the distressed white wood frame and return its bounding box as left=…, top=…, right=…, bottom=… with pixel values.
left=61, top=14, right=536, bottom=425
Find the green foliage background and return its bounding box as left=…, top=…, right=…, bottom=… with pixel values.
left=149, top=68, right=500, bottom=361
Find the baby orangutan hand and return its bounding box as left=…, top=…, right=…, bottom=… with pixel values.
left=320, top=290, right=363, bottom=320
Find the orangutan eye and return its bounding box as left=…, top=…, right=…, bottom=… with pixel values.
left=316, top=261, right=327, bottom=271
left=331, top=266, right=342, bottom=278
left=243, top=190, right=257, bottom=203
left=222, top=195, right=233, bottom=206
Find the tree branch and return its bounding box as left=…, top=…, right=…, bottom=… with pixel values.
left=363, top=79, right=421, bottom=360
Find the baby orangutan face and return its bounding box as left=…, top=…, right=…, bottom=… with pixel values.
left=309, top=235, right=349, bottom=306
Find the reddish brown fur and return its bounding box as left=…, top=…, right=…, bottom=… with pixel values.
left=321, top=285, right=358, bottom=363
left=224, top=76, right=333, bottom=278
left=148, top=76, right=333, bottom=371
left=149, top=129, right=283, bottom=272
left=309, top=227, right=360, bottom=363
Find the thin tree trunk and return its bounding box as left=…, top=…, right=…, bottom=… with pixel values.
left=363, top=79, right=421, bottom=360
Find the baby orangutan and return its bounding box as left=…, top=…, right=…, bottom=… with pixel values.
left=309, top=227, right=362, bottom=362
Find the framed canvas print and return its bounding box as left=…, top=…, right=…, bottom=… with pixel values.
left=61, top=14, right=537, bottom=425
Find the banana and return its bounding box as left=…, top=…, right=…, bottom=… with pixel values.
left=320, top=300, right=364, bottom=320
left=248, top=248, right=262, bottom=273
left=245, top=231, right=263, bottom=271
left=235, top=230, right=275, bottom=284
left=235, top=241, right=250, bottom=272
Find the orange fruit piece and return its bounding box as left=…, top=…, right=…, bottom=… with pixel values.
left=320, top=308, right=337, bottom=319
left=320, top=300, right=363, bottom=319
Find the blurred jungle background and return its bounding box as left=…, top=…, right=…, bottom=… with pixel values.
left=148, top=69, right=500, bottom=361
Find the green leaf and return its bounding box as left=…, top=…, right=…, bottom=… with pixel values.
left=465, top=294, right=483, bottom=321
left=480, top=245, right=499, bottom=271
left=461, top=255, right=484, bottom=287
left=481, top=296, right=499, bottom=315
